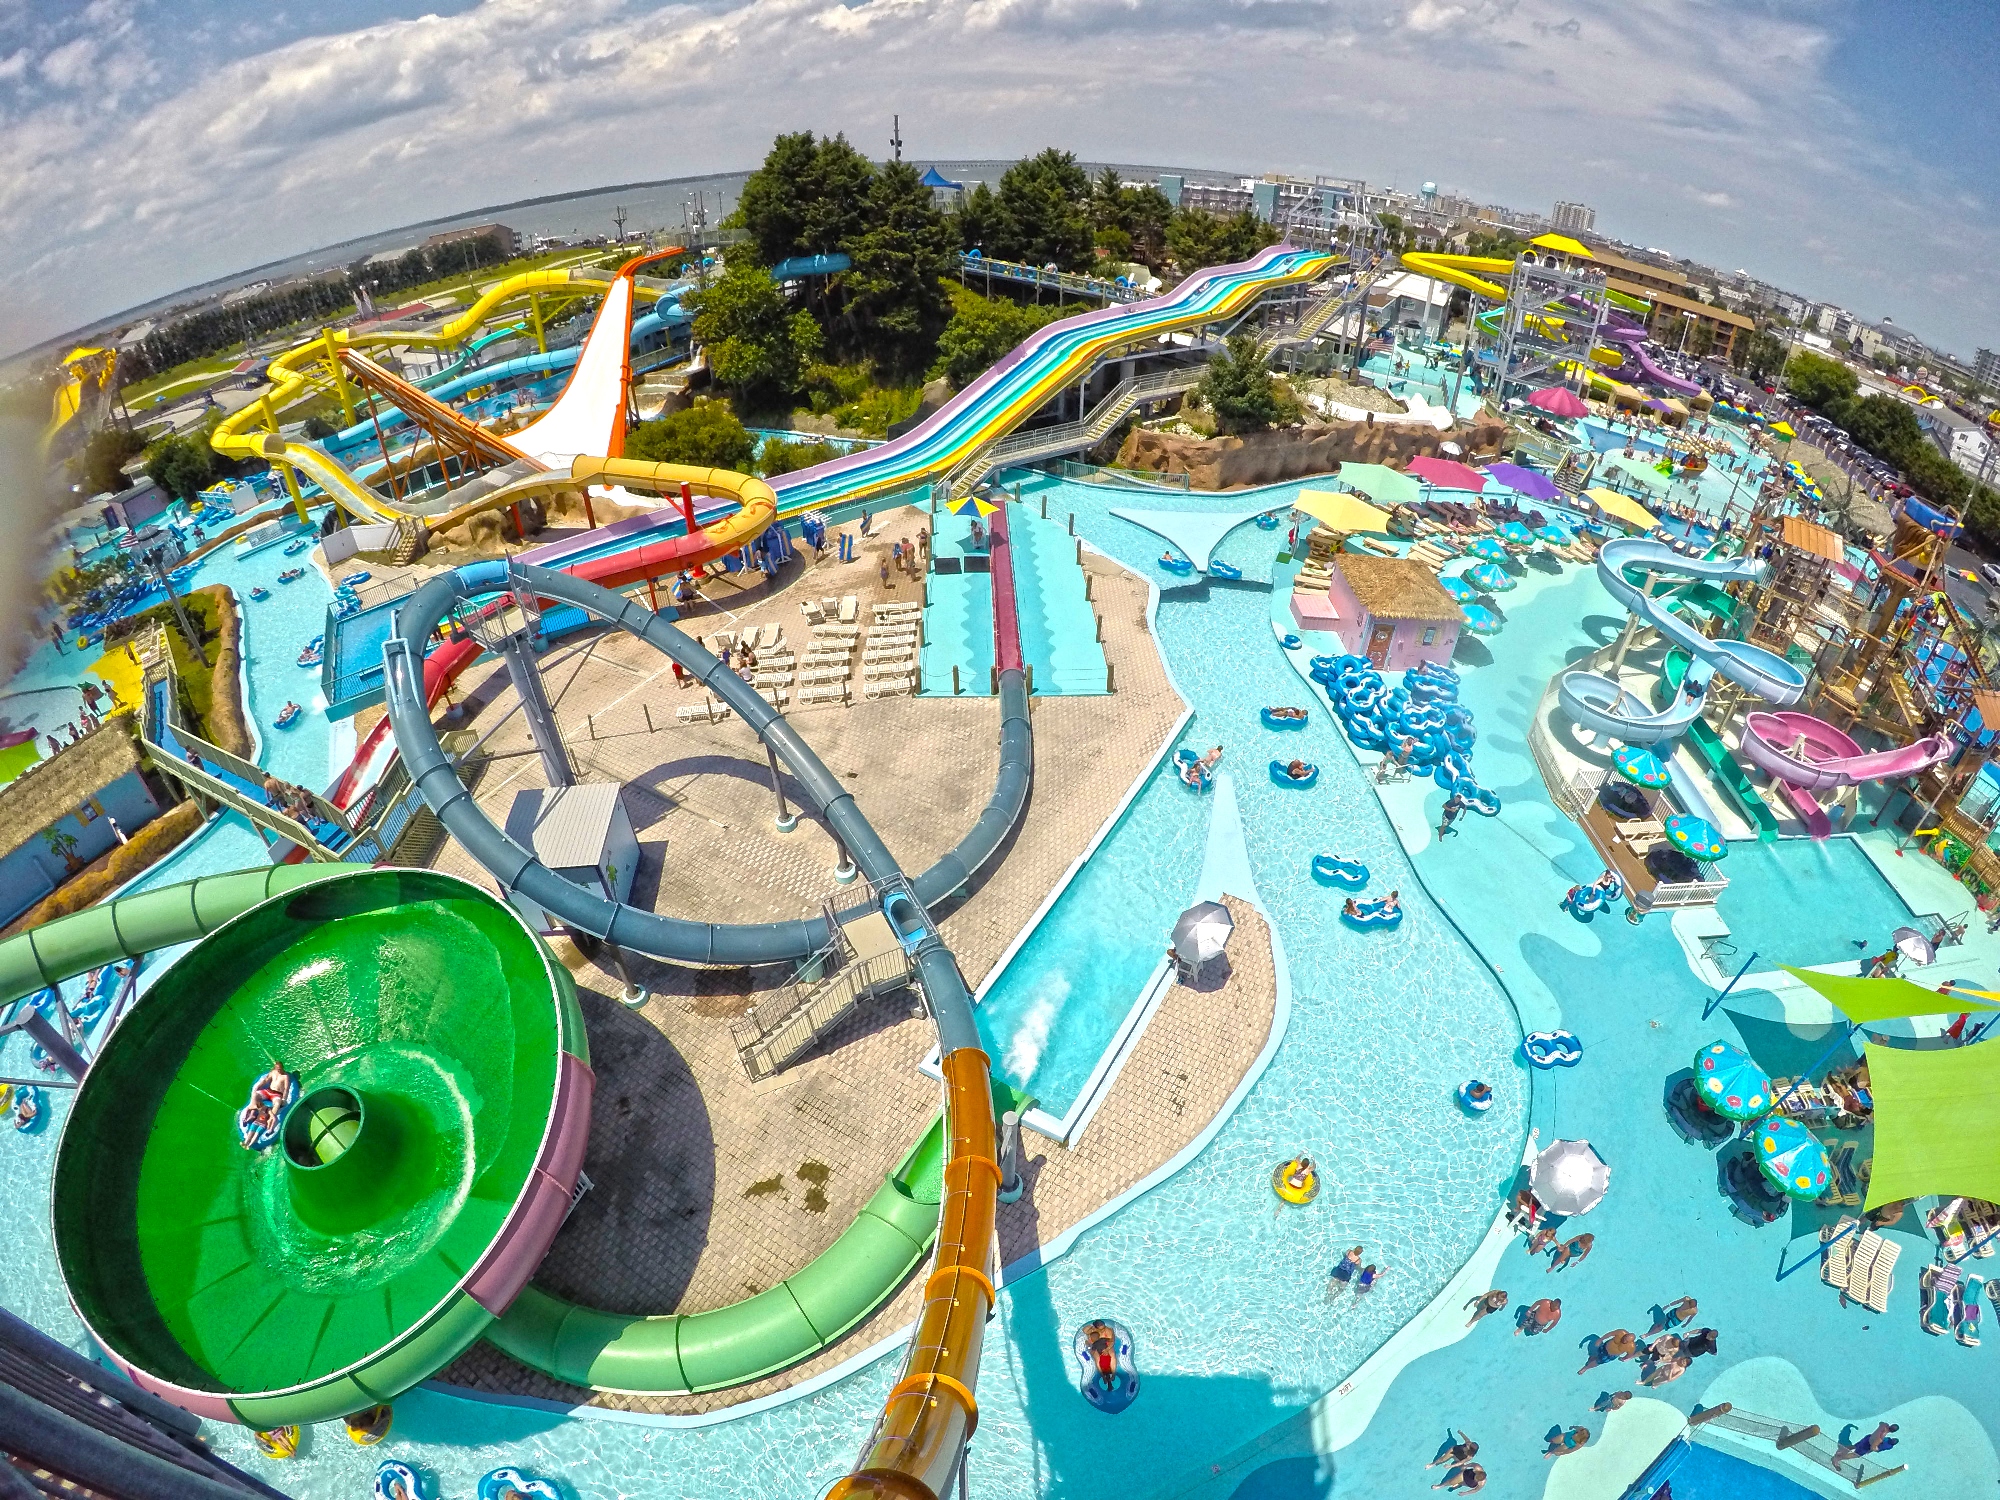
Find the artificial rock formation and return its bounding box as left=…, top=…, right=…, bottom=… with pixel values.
left=1116, top=418, right=1507, bottom=490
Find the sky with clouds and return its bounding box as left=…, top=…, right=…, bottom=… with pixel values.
left=1, top=0, right=1994, bottom=362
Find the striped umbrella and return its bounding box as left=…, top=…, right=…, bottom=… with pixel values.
left=1664, top=814, right=1725, bottom=861
left=1694, top=1040, right=1771, bottom=1122
left=1467, top=536, right=1511, bottom=564
left=1754, top=1116, right=1832, bottom=1200
left=1466, top=562, right=1515, bottom=593
left=1612, top=745, right=1672, bottom=788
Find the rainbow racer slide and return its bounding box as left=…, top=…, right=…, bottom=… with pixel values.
left=770, top=245, right=1339, bottom=512
left=1559, top=537, right=1807, bottom=747
left=1740, top=712, right=1952, bottom=839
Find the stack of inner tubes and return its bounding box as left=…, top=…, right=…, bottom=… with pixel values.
left=1308, top=655, right=1502, bottom=814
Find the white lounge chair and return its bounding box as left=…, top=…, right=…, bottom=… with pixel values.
left=864, top=676, right=915, bottom=699
left=838, top=595, right=859, bottom=624
left=801, top=599, right=826, bottom=624
left=799, top=682, right=850, bottom=705
left=757, top=623, right=783, bottom=651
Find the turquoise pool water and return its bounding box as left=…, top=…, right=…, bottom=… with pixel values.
left=1646, top=1439, right=1831, bottom=1499
left=919, top=510, right=994, bottom=696
left=973, top=752, right=1204, bottom=1117
left=1706, top=837, right=1921, bottom=968
left=1007, top=506, right=1108, bottom=694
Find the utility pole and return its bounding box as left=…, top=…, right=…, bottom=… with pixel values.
left=613, top=205, right=629, bottom=245
left=890, top=114, right=903, bottom=163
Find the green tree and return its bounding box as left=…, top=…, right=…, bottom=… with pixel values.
left=1199, top=336, right=1281, bottom=434
left=73, top=425, right=145, bottom=495
left=1165, top=207, right=1277, bottom=273
left=757, top=437, right=844, bottom=478
left=300, top=413, right=340, bottom=441
left=686, top=259, right=823, bottom=404
left=1094, top=225, right=1133, bottom=261
left=840, top=160, right=955, bottom=374
left=143, top=431, right=216, bottom=501
left=733, top=131, right=875, bottom=267
left=951, top=182, right=1009, bottom=256
left=994, top=149, right=1094, bottom=269
left=1117, top=184, right=1174, bottom=267
left=625, top=400, right=757, bottom=471
left=931, top=288, right=1044, bottom=387
left=1737, top=329, right=1788, bottom=381
left=1784, top=349, right=1858, bottom=410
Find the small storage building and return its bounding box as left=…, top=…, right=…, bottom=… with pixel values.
left=1325, top=555, right=1465, bottom=670
left=501, top=782, right=640, bottom=934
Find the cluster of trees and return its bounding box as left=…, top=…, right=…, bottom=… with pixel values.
left=1784, top=349, right=2000, bottom=542
left=351, top=228, right=514, bottom=301
left=622, top=400, right=843, bottom=478
left=71, top=426, right=146, bottom=495
left=144, top=422, right=224, bottom=501
left=704, top=134, right=1289, bottom=414
left=120, top=275, right=353, bottom=387
left=1734, top=329, right=1789, bottom=383
left=1194, top=337, right=1299, bottom=435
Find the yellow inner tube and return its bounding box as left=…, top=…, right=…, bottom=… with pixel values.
left=1271, top=1158, right=1319, bottom=1205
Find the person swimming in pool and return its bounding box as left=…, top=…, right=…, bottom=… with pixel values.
left=1286, top=759, right=1310, bottom=780
left=1197, top=745, right=1224, bottom=775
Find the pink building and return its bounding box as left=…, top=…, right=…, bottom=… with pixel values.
left=1305, top=554, right=1465, bottom=669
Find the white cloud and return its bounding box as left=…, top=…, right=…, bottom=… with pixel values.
left=0, top=0, right=1994, bottom=359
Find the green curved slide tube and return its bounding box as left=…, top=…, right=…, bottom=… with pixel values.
left=487, top=1115, right=946, bottom=1393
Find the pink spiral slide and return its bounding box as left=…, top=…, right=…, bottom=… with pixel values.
left=1740, top=711, right=1953, bottom=839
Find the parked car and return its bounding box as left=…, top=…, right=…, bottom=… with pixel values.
left=1980, top=563, right=2000, bottom=589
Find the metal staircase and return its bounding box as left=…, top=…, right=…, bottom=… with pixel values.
left=730, top=898, right=917, bottom=1080
left=945, top=366, right=1209, bottom=497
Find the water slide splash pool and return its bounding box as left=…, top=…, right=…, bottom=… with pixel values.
left=49, top=868, right=590, bottom=1427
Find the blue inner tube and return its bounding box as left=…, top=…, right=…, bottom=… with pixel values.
left=1521, top=1030, right=1584, bottom=1068
left=1458, top=1080, right=1494, bottom=1113
left=1256, top=513, right=1281, bottom=529
left=1270, top=760, right=1319, bottom=787
left=1342, top=897, right=1403, bottom=929
left=1159, top=554, right=1192, bottom=574
left=479, top=1470, right=560, bottom=1500
left=1209, top=560, right=1243, bottom=580
left=1280, top=633, right=1302, bottom=650
left=1074, top=1320, right=1141, bottom=1413
left=1311, top=854, right=1368, bottom=887
left=1261, top=707, right=1310, bottom=729
left=1173, top=748, right=1212, bottom=791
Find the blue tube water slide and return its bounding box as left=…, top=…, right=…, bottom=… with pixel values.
left=1558, top=538, right=1805, bottom=746
left=380, top=561, right=1030, bottom=974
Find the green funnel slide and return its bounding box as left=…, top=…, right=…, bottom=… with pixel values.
left=51, top=869, right=592, bottom=1427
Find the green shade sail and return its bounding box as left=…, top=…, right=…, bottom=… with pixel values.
left=1781, top=967, right=2000, bottom=1025
left=1863, top=1041, right=2000, bottom=1209
left=1333, top=463, right=1422, bottom=507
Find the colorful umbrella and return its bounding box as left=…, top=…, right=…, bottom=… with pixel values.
left=1408, top=455, right=1487, bottom=492
left=1537, top=524, right=1574, bottom=545
left=1643, top=398, right=1673, bottom=414
left=1466, top=562, right=1515, bottom=593
left=1694, top=1040, right=1772, bottom=1122
left=1664, top=814, right=1726, bottom=861
left=1495, top=521, right=1537, bottom=547
left=1528, top=386, right=1588, bottom=419
left=1891, top=925, right=1936, bottom=967
left=1467, top=536, right=1512, bottom=564
left=1529, top=1138, right=1611, bottom=1216
left=1484, top=462, right=1562, bottom=502
left=948, top=493, right=1000, bottom=518
left=1440, top=576, right=1479, bottom=604
left=1612, top=745, right=1673, bottom=788
left=1462, top=603, right=1503, bottom=635
left=1753, top=1116, right=1832, bottom=1200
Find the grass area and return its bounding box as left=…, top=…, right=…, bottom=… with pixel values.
left=121, top=352, right=251, bottom=409
left=113, top=589, right=227, bottom=741
left=393, top=246, right=628, bottom=310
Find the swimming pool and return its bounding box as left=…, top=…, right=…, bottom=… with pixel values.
left=1637, top=1436, right=1832, bottom=1499
left=1707, top=837, right=1923, bottom=969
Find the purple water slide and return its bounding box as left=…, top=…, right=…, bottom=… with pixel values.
left=1742, top=711, right=1954, bottom=791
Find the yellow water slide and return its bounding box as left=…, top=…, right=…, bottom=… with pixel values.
left=210, top=266, right=668, bottom=522
left=41, top=347, right=118, bottom=455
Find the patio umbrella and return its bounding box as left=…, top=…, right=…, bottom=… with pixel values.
left=1753, top=1116, right=1832, bottom=1200
left=1612, top=745, right=1673, bottom=788
left=1439, top=441, right=1463, bottom=456
left=1537, top=524, right=1574, bottom=545
left=1440, top=575, right=1479, bottom=604
left=1335, top=463, right=1423, bottom=508
left=1891, top=925, right=1937, bottom=967
left=1484, top=462, right=1562, bottom=502
left=948, top=493, right=1000, bottom=518
left=1408, top=455, right=1487, bottom=492
left=1462, top=603, right=1503, bottom=635
left=1466, top=536, right=1512, bottom=564
left=1170, top=900, right=1235, bottom=968
left=1528, top=386, right=1588, bottom=418
left=1495, top=521, right=1537, bottom=547
left=1466, top=561, right=1515, bottom=593
left=1664, top=814, right=1726, bottom=861
left=1529, top=1138, right=1611, bottom=1216
left=1694, top=1040, right=1772, bottom=1122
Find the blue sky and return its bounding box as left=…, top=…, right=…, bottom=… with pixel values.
left=0, top=0, right=1994, bottom=361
